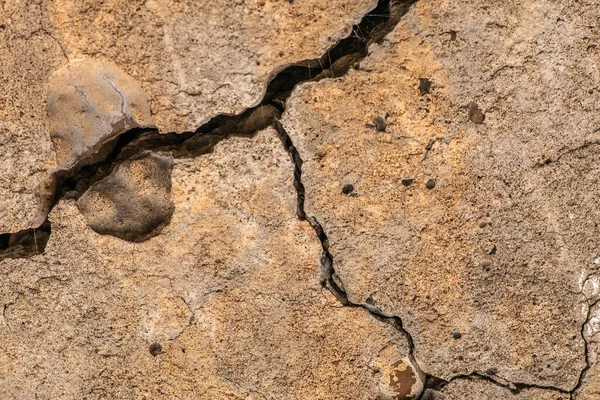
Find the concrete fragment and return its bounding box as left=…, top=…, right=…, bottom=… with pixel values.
left=46, top=58, right=154, bottom=170
left=48, top=0, right=375, bottom=132
left=76, top=151, right=173, bottom=242
left=0, top=2, right=66, bottom=232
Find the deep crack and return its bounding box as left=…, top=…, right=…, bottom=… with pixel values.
left=0, top=0, right=413, bottom=261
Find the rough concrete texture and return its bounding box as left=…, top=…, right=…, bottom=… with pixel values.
left=77, top=151, right=174, bottom=242
left=282, top=0, right=599, bottom=394
left=3, top=0, right=600, bottom=398
left=0, top=129, right=415, bottom=399
left=49, top=0, right=375, bottom=132
left=0, top=1, right=66, bottom=232
left=47, top=58, right=155, bottom=170
left=1, top=0, right=372, bottom=232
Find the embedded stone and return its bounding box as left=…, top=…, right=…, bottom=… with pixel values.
left=76, top=151, right=173, bottom=242
left=46, top=58, right=155, bottom=170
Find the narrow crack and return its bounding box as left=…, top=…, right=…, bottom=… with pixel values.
left=536, top=138, right=600, bottom=167
left=274, top=118, right=435, bottom=397
left=168, top=278, right=196, bottom=341
left=2, top=291, right=24, bottom=324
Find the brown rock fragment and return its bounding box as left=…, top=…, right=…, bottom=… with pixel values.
left=468, top=101, right=485, bottom=124
left=46, top=58, right=155, bottom=170
left=76, top=151, right=174, bottom=242
left=373, top=115, right=388, bottom=132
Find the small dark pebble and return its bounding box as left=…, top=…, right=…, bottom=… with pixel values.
left=478, top=221, right=488, bottom=228
left=215, top=258, right=222, bottom=264
left=483, top=345, right=490, bottom=351
left=149, top=342, right=163, bottom=357
left=402, top=178, right=414, bottom=187
left=481, top=259, right=492, bottom=268
left=452, top=331, right=462, bottom=339
left=372, top=115, right=386, bottom=132
left=425, top=179, right=436, bottom=189
left=468, top=101, right=485, bottom=124
left=489, top=245, right=497, bottom=255
left=589, top=89, right=594, bottom=94
left=457, top=355, right=464, bottom=361
left=342, top=184, right=355, bottom=195
left=419, top=77, right=432, bottom=95
left=486, top=367, right=498, bottom=375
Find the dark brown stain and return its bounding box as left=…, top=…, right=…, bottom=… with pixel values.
left=389, top=360, right=417, bottom=399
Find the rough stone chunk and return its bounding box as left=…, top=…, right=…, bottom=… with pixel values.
left=46, top=58, right=154, bottom=170
left=76, top=151, right=173, bottom=242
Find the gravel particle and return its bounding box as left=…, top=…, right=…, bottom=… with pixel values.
left=342, top=184, right=354, bottom=195
left=402, top=178, right=414, bottom=187
left=481, top=259, right=492, bottom=268
left=452, top=331, right=462, bottom=339
left=425, top=179, right=436, bottom=189
left=372, top=115, right=386, bottom=132
left=478, top=220, right=488, bottom=228
left=149, top=342, right=163, bottom=357
left=468, top=101, right=485, bottom=124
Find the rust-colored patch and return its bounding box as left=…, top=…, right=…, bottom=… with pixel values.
left=388, top=360, right=417, bottom=399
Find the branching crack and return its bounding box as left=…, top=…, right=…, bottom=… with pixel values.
left=2, top=0, right=589, bottom=398
left=0, top=0, right=412, bottom=258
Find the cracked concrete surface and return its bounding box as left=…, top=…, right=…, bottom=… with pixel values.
left=0, top=0, right=374, bottom=233
left=0, top=129, right=414, bottom=399
left=2, top=0, right=600, bottom=398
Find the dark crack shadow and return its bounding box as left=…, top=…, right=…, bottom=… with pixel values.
left=1, top=0, right=412, bottom=256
